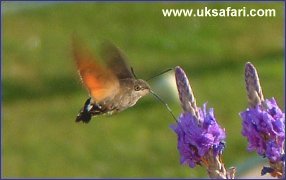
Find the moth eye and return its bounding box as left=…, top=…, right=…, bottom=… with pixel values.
left=134, top=85, right=141, bottom=91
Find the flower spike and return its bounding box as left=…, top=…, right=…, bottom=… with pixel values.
left=240, top=62, right=285, bottom=178
left=175, top=66, right=199, bottom=119
left=172, top=66, right=235, bottom=179
left=245, top=62, right=264, bottom=108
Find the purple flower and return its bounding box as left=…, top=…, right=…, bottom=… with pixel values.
left=171, top=103, right=226, bottom=168
left=240, top=97, right=285, bottom=162
left=173, top=66, right=235, bottom=178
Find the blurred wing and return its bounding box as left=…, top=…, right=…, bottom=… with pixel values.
left=73, top=39, right=120, bottom=102
left=101, top=42, right=135, bottom=79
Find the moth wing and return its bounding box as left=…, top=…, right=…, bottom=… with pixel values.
left=101, top=42, right=135, bottom=80
left=73, top=39, right=120, bottom=102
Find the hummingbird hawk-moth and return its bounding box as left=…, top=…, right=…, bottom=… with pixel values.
left=72, top=39, right=150, bottom=123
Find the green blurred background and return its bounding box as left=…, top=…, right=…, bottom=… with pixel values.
left=2, top=2, right=284, bottom=178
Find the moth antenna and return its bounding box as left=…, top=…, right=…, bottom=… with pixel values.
left=130, top=66, right=138, bottom=79
left=150, top=90, right=177, bottom=122
left=146, top=68, right=174, bottom=81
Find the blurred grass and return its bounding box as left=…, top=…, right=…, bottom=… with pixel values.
left=2, top=2, right=284, bottom=178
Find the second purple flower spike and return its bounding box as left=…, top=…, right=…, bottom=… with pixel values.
left=240, top=62, right=285, bottom=178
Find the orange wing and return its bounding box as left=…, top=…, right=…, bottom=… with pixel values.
left=72, top=39, right=119, bottom=102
